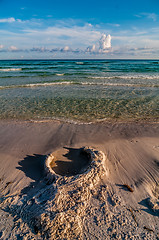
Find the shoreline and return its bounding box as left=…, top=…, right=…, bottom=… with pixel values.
left=0, top=116, right=159, bottom=125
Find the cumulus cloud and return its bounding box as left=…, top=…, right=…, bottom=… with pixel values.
left=61, top=46, right=72, bottom=52
left=34, top=33, right=112, bottom=54
left=0, top=17, right=15, bottom=23
left=86, top=44, right=96, bottom=52
left=86, top=34, right=111, bottom=53
left=99, top=34, right=111, bottom=50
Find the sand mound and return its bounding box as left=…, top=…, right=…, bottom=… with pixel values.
left=0, top=147, right=109, bottom=239
left=0, top=121, right=159, bottom=239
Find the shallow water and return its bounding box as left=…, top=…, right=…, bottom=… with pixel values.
left=0, top=59, right=158, bottom=122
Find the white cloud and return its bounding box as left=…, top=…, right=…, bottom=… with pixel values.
left=86, top=44, right=96, bottom=52
left=108, top=45, right=159, bottom=58
left=0, top=17, right=29, bottom=24
left=87, top=23, right=93, bottom=27
left=8, top=46, right=18, bottom=51
left=30, top=47, right=49, bottom=52
left=1, top=17, right=159, bottom=58
left=143, top=13, right=157, bottom=21
left=0, top=17, right=15, bottom=23
left=135, top=13, right=157, bottom=22
left=29, top=46, right=77, bottom=54
left=1, top=34, right=111, bottom=55
left=112, top=32, right=159, bottom=49
left=108, top=23, right=120, bottom=27
left=99, top=34, right=111, bottom=50
left=86, top=34, right=111, bottom=53
left=61, top=46, right=72, bottom=52
left=16, top=19, right=27, bottom=23
left=20, top=24, right=101, bottom=49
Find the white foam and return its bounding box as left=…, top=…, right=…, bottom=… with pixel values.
left=56, top=73, right=64, bottom=76
left=0, top=81, right=74, bottom=90
left=0, top=81, right=158, bottom=90
left=81, top=82, right=134, bottom=87
left=25, top=81, right=73, bottom=87
left=0, top=68, right=22, bottom=72
left=89, top=75, right=159, bottom=80
left=76, top=62, right=84, bottom=65
left=81, top=82, right=158, bottom=88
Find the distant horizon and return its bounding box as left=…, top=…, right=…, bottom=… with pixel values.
left=1, top=58, right=159, bottom=61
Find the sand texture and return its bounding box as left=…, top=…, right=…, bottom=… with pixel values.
left=0, top=120, right=159, bottom=239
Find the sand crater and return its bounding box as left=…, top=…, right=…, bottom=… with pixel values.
left=49, top=147, right=91, bottom=176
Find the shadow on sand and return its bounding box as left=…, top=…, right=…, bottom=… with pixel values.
left=52, top=147, right=90, bottom=176
left=1, top=154, right=55, bottom=235
left=16, top=154, right=47, bottom=195
left=17, top=154, right=46, bottom=181
left=139, top=198, right=159, bottom=217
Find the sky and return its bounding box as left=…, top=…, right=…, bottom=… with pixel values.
left=0, top=0, right=159, bottom=59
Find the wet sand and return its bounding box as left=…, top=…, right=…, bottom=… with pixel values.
left=0, top=120, right=159, bottom=239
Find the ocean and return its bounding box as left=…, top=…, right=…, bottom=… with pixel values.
left=0, top=59, right=158, bottom=122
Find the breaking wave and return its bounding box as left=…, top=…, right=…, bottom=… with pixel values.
left=0, top=81, right=158, bottom=90
left=0, top=68, right=22, bottom=72
left=75, top=62, right=84, bottom=65
left=89, top=75, right=159, bottom=80
left=56, top=73, right=65, bottom=76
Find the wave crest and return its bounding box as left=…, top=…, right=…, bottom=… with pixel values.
left=0, top=68, right=22, bottom=72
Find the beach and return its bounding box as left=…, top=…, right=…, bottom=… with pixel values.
left=0, top=119, right=159, bottom=239
left=0, top=59, right=159, bottom=239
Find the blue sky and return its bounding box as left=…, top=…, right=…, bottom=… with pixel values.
left=0, top=0, right=159, bottom=59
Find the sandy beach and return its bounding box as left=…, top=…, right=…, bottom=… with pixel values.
left=0, top=120, right=158, bottom=239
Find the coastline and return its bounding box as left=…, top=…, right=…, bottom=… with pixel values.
left=0, top=119, right=159, bottom=239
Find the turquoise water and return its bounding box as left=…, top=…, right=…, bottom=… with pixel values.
left=0, top=59, right=159, bottom=122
